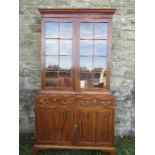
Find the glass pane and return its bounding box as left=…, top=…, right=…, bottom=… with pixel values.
left=80, top=23, right=93, bottom=39
left=46, top=39, right=58, bottom=55
left=45, top=22, right=59, bottom=38
left=60, top=23, right=72, bottom=38
left=80, top=56, right=93, bottom=72
left=92, top=71, right=106, bottom=88
left=94, top=57, right=106, bottom=72
left=60, top=40, right=72, bottom=55
left=46, top=56, right=58, bottom=70
left=80, top=40, right=93, bottom=55
left=45, top=72, right=59, bottom=87
left=80, top=73, right=93, bottom=88
left=46, top=72, right=58, bottom=78
left=59, top=56, right=72, bottom=71
left=59, top=71, right=71, bottom=78
left=94, top=40, right=107, bottom=56
left=59, top=71, right=71, bottom=87
left=93, top=72, right=100, bottom=79
left=95, top=23, right=108, bottom=39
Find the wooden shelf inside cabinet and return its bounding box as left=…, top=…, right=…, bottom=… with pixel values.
left=33, top=8, right=116, bottom=155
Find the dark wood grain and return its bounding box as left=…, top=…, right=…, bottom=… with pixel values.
left=34, top=8, right=116, bottom=155
left=38, top=8, right=116, bottom=14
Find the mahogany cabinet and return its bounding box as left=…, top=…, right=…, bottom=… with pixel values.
left=33, top=8, right=116, bottom=155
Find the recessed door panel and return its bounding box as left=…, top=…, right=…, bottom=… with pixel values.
left=36, top=108, right=74, bottom=145
left=76, top=104, right=114, bottom=146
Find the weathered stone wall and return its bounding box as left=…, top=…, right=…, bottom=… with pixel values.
left=19, top=0, right=135, bottom=136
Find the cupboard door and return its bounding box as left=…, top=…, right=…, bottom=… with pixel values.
left=36, top=107, right=74, bottom=145
left=76, top=102, right=114, bottom=146
left=43, top=19, right=75, bottom=90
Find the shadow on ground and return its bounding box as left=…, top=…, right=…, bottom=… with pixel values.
left=19, top=134, right=135, bottom=155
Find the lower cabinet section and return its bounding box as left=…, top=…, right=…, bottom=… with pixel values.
left=35, top=94, right=115, bottom=147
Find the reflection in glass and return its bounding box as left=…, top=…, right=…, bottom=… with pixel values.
left=92, top=72, right=104, bottom=88
left=45, top=72, right=58, bottom=87
left=95, top=23, right=108, bottom=39
left=94, top=40, right=107, bottom=56
left=80, top=73, right=92, bottom=80
left=60, top=40, right=72, bottom=55
left=60, top=23, right=72, bottom=38
left=80, top=40, right=93, bottom=55
left=46, top=56, right=58, bottom=70
left=45, top=22, right=59, bottom=38
left=46, top=39, right=58, bottom=55
left=80, top=56, right=93, bottom=72
left=80, top=73, right=93, bottom=88
left=59, top=56, right=72, bottom=70
left=80, top=23, right=93, bottom=39
left=59, top=71, right=71, bottom=87
left=46, top=72, right=58, bottom=78
left=93, top=72, right=100, bottom=79
left=94, top=57, right=106, bottom=71
left=59, top=71, right=71, bottom=78
left=92, top=70, right=107, bottom=88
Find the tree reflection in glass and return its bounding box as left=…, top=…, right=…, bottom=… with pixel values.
left=94, top=57, right=106, bottom=72
left=80, top=56, right=93, bottom=72
left=59, top=56, right=72, bottom=71
left=46, top=56, right=58, bottom=70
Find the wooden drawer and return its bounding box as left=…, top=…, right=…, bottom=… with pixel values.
left=36, top=95, right=75, bottom=106
left=76, top=96, right=115, bottom=106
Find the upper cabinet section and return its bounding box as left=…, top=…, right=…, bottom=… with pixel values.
left=39, top=9, right=115, bottom=92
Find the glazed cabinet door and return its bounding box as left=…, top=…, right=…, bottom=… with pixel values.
left=76, top=97, right=115, bottom=146
left=35, top=96, right=75, bottom=145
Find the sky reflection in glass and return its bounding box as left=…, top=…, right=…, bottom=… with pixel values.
left=94, top=40, right=107, bottom=56
left=80, top=40, right=93, bottom=55
left=45, top=22, right=59, bottom=38
left=80, top=23, right=93, bottom=39
left=60, top=23, right=72, bottom=38
left=80, top=56, right=93, bottom=71
left=95, top=23, right=108, bottom=39
left=46, top=39, right=58, bottom=55
left=94, top=57, right=106, bottom=70
left=46, top=56, right=58, bottom=69
left=60, top=40, right=72, bottom=55
left=59, top=56, right=72, bottom=70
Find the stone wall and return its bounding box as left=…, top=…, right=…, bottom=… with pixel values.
left=19, top=0, right=135, bottom=136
